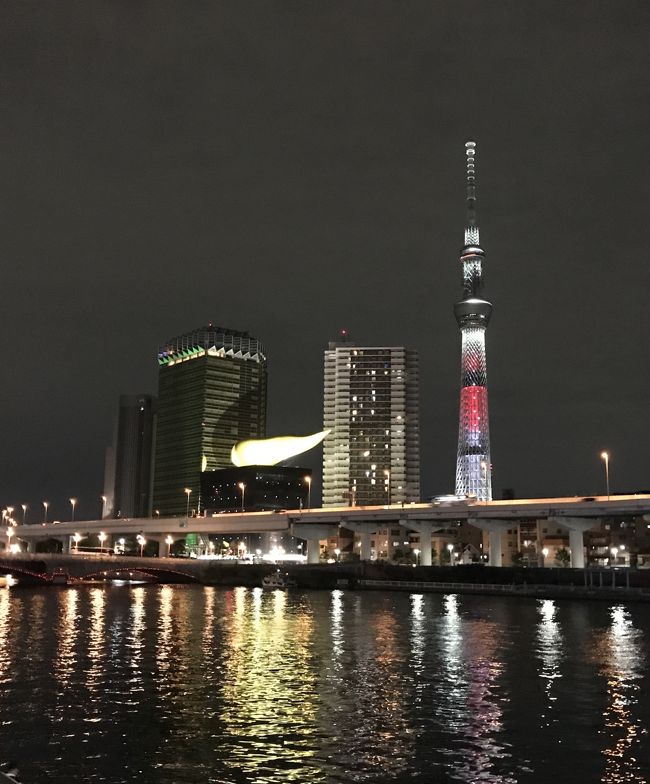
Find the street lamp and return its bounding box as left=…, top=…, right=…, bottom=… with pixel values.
left=21, top=504, right=27, bottom=524
left=184, top=488, right=192, bottom=519
left=542, top=547, right=549, bottom=567
left=101, top=495, right=107, bottom=518
left=69, top=498, right=77, bottom=522
left=73, top=533, right=81, bottom=552
left=6, top=527, right=14, bottom=552
left=447, top=542, right=454, bottom=565
left=334, top=547, right=341, bottom=563
left=600, top=451, right=610, bottom=500
left=136, top=534, right=146, bottom=557
left=304, top=476, right=312, bottom=510
left=165, top=535, right=174, bottom=557
left=43, top=501, right=49, bottom=523
left=238, top=482, right=246, bottom=513
left=414, top=548, right=421, bottom=566
left=610, top=546, right=618, bottom=566
left=98, top=531, right=107, bottom=554
left=384, top=469, right=391, bottom=505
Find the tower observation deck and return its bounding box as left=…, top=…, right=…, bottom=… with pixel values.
left=454, top=141, right=493, bottom=501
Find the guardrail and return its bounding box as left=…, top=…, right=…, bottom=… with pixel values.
left=356, top=579, right=650, bottom=596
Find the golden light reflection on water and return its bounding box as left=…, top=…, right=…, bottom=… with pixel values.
left=591, top=605, right=648, bottom=784
left=55, top=589, right=79, bottom=687
left=0, top=589, right=12, bottom=690
left=219, top=586, right=320, bottom=782
left=536, top=599, right=563, bottom=727
left=85, top=588, right=106, bottom=693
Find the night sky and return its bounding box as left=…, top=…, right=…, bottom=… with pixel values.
left=2, top=2, right=648, bottom=522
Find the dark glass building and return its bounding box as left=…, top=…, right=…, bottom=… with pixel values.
left=201, top=466, right=311, bottom=514
left=103, top=394, right=157, bottom=518
left=152, top=325, right=267, bottom=515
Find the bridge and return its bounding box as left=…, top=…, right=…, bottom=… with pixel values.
left=4, top=494, right=650, bottom=569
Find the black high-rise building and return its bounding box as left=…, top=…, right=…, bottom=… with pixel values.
left=152, top=325, right=267, bottom=515
left=103, top=394, right=157, bottom=518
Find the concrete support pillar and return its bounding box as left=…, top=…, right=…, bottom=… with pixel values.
left=358, top=531, right=372, bottom=561
left=61, top=536, right=71, bottom=555
left=291, top=524, right=338, bottom=565
left=158, top=538, right=168, bottom=558
left=25, top=540, right=35, bottom=554
left=306, top=538, right=320, bottom=564
left=467, top=519, right=511, bottom=566
left=550, top=516, right=596, bottom=569
left=343, top=522, right=378, bottom=561
left=487, top=529, right=502, bottom=566
left=406, top=521, right=440, bottom=566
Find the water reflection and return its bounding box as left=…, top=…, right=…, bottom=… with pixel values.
left=592, top=605, right=648, bottom=783
left=55, top=589, right=78, bottom=687
left=0, top=589, right=12, bottom=691
left=1, top=586, right=650, bottom=784
left=441, top=595, right=516, bottom=783
left=219, top=587, right=319, bottom=782
left=536, top=599, right=563, bottom=727
left=85, top=588, right=106, bottom=693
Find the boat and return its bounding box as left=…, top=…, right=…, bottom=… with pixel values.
left=50, top=568, right=69, bottom=586
left=262, top=570, right=297, bottom=590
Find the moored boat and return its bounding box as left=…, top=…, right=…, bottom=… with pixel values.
left=262, top=570, right=297, bottom=590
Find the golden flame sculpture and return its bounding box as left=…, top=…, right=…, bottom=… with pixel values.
left=231, top=430, right=330, bottom=467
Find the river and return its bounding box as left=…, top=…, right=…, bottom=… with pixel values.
left=0, top=584, right=648, bottom=783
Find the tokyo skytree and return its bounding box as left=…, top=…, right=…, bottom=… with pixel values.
left=454, top=140, right=493, bottom=501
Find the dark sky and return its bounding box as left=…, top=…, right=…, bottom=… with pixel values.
left=2, top=1, right=649, bottom=522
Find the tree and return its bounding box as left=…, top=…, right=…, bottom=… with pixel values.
left=511, top=550, right=525, bottom=567
left=555, top=548, right=571, bottom=567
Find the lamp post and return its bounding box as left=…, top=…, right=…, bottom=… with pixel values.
left=384, top=469, right=391, bottom=505
left=304, top=476, right=312, bottom=510
left=69, top=498, right=77, bottom=522
left=6, top=527, right=14, bottom=552
left=101, top=495, right=107, bottom=518
left=184, top=488, right=192, bottom=520
left=238, top=482, right=246, bottom=513
left=414, top=548, right=420, bottom=566
left=43, top=501, right=49, bottom=523
left=610, top=546, right=618, bottom=567
left=73, top=533, right=81, bottom=553
left=542, top=547, right=549, bottom=567
left=447, top=542, right=454, bottom=565
left=136, top=534, right=146, bottom=557
left=21, top=504, right=27, bottom=524
left=334, top=547, right=341, bottom=563
left=165, top=535, right=174, bottom=557
left=98, top=531, right=107, bottom=554
left=600, top=451, right=610, bottom=500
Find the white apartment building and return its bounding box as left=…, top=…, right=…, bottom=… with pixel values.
left=322, top=341, right=420, bottom=508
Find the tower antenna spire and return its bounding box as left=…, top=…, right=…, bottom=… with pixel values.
left=465, top=140, right=478, bottom=244
left=454, top=138, right=492, bottom=502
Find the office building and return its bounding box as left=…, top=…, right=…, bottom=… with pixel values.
left=103, top=394, right=157, bottom=519
left=152, top=325, right=267, bottom=515
left=323, top=338, right=420, bottom=507
left=201, top=466, right=311, bottom=514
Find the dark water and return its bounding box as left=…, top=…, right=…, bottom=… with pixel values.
left=0, top=585, right=649, bottom=784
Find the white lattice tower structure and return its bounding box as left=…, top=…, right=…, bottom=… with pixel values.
left=454, top=141, right=493, bottom=501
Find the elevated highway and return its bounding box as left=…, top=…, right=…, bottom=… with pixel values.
left=6, top=494, right=650, bottom=569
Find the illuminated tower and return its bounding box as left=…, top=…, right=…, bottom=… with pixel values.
left=454, top=140, right=492, bottom=500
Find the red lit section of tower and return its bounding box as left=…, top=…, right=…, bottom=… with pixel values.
left=454, top=141, right=493, bottom=501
